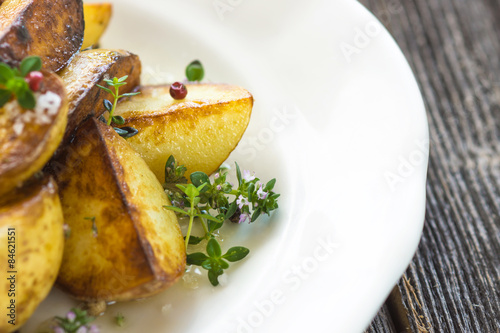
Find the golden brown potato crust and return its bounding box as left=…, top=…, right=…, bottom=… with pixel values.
left=0, top=0, right=84, bottom=72
left=50, top=118, right=185, bottom=302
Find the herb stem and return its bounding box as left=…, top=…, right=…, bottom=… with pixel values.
left=185, top=204, right=195, bottom=251
left=107, top=86, right=119, bottom=126
left=196, top=207, right=209, bottom=235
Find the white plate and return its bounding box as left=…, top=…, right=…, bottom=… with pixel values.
left=24, top=0, right=428, bottom=332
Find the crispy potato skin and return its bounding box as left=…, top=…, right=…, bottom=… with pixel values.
left=49, top=118, right=185, bottom=302
left=114, top=84, right=253, bottom=181
left=0, top=0, right=84, bottom=72
left=0, top=71, right=69, bottom=196
left=57, top=49, right=141, bottom=145
left=82, top=3, right=112, bottom=50
left=0, top=176, right=64, bottom=332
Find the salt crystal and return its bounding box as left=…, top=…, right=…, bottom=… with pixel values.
left=13, top=120, right=23, bottom=136
left=161, top=304, right=172, bottom=315
left=35, top=91, right=61, bottom=122
left=218, top=273, right=228, bottom=287
left=182, top=265, right=202, bottom=290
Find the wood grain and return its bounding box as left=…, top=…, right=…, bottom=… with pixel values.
left=360, top=0, right=500, bottom=332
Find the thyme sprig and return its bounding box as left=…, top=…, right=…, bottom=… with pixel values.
left=163, top=155, right=279, bottom=286
left=96, top=75, right=140, bottom=138
left=52, top=308, right=98, bottom=333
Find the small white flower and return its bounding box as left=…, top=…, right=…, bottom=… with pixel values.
left=242, top=170, right=256, bottom=182
left=216, top=185, right=222, bottom=191
left=66, top=311, right=76, bottom=321
left=214, top=173, right=220, bottom=179
left=88, top=325, right=100, bottom=333
left=236, top=195, right=249, bottom=209
left=76, top=326, right=88, bottom=333
left=257, top=184, right=268, bottom=200
left=239, top=213, right=250, bottom=224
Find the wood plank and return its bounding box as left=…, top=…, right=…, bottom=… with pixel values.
left=364, top=304, right=397, bottom=333
left=360, top=0, right=500, bottom=332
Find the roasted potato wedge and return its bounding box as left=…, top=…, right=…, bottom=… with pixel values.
left=0, top=0, right=84, bottom=72
left=114, top=84, right=253, bottom=181
left=0, top=175, right=64, bottom=332
left=82, top=3, right=113, bottom=50
left=58, top=48, right=141, bottom=144
left=49, top=118, right=185, bottom=302
left=0, top=71, right=69, bottom=197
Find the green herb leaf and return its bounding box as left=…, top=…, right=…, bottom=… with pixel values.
left=235, top=162, right=242, bottom=186
left=163, top=155, right=188, bottom=189
left=206, top=238, right=222, bottom=258
left=114, top=126, right=138, bottom=138
left=163, top=205, right=190, bottom=216
left=115, top=312, right=125, bottom=327
left=19, top=56, right=42, bottom=76
left=113, top=127, right=128, bottom=136
left=218, top=258, right=229, bottom=269
left=96, top=84, right=114, bottom=96
left=117, top=75, right=129, bottom=82
left=202, top=258, right=214, bottom=270
left=208, top=219, right=223, bottom=232
left=120, top=92, right=141, bottom=97
left=247, top=182, right=255, bottom=199
left=251, top=207, right=262, bottom=222
left=111, top=115, right=125, bottom=125
left=265, top=178, right=276, bottom=191
left=190, top=171, right=210, bottom=188
left=165, top=155, right=176, bottom=175
left=208, top=268, right=223, bottom=286
left=183, top=183, right=201, bottom=199
left=223, top=247, right=250, bottom=262
left=185, top=60, right=204, bottom=81
left=196, top=213, right=222, bottom=223
left=186, top=235, right=204, bottom=245
left=0, top=63, right=14, bottom=83
left=7, top=76, right=28, bottom=94
left=17, top=89, right=36, bottom=109
left=103, top=99, right=113, bottom=112
left=225, top=201, right=238, bottom=220
left=186, top=252, right=209, bottom=265
left=0, top=89, right=11, bottom=107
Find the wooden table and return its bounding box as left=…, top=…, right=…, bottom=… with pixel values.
left=359, top=0, right=500, bottom=332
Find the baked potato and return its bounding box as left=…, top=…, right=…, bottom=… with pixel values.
left=49, top=117, right=185, bottom=302
left=82, top=3, right=113, bottom=50
left=0, top=175, right=64, bottom=333
left=114, top=83, right=253, bottom=181
left=0, top=0, right=84, bottom=72
left=0, top=71, right=69, bottom=197
left=58, top=48, right=141, bottom=144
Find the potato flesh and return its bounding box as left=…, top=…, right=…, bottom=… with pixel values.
left=82, top=3, right=112, bottom=50
left=114, top=84, right=253, bottom=181
left=51, top=118, right=185, bottom=302
left=0, top=176, right=64, bottom=332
